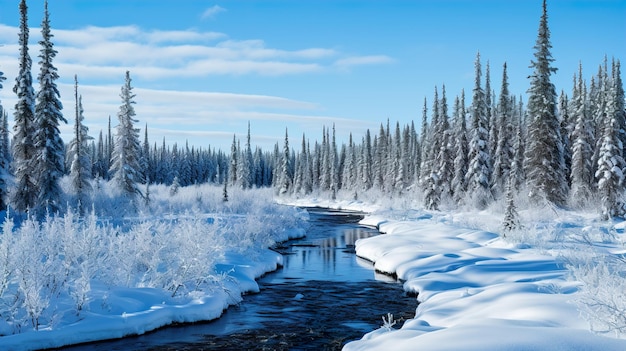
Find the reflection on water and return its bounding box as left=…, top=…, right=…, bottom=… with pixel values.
left=59, top=208, right=416, bottom=351
left=270, top=225, right=380, bottom=283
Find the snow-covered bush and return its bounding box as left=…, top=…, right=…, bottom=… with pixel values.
left=0, top=181, right=306, bottom=335
left=571, top=256, right=626, bottom=336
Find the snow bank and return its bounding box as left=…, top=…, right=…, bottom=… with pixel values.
left=0, top=250, right=280, bottom=350
left=0, top=185, right=307, bottom=351
left=345, top=212, right=626, bottom=350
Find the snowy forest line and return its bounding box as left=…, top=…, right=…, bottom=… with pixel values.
left=0, top=0, right=624, bottom=221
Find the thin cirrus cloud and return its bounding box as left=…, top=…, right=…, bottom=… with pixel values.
left=201, top=5, right=227, bottom=20
left=0, top=22, right=392, bottom=81
left=0, top=20, right=390, bottom=149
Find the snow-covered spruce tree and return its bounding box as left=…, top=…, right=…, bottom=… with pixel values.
left=523, top=0, right=568, bottom=206
left=374, top=124, right=387, bottom=191
left=228, top=134, right=238, bottom=186
left=595, top=111, right=625, bottom=219
left=169, top=175, right=180, bottom=196
left=466, top=52, right=492, bottom=209
left=421, top=93, right=441, bottom=210
left=330, top=124, right=338, bottom=199
left=11, top=0, right=37, bottom=213
left=569, top=64, right=595, bottom=207
left=612, top=59, right=626, bottom=161
left=492, top=63, right=514, bottom=198
left=303, top=141, right=314, bottom=192
left=361, top=129, right=373, bottom=190
left=140, top=124, right=151, bottom=184
left=436, top=85, right=454, bottom=200
left=337, top=143, right=346, bottom=190
left=400, top=124, right=413, bottom=191
left=93, top=131, right=105, bottom=178
left=502, top=171, right=521, bottom=234
left=0, top=69, right=9, bottom=210
left=559, top=91, right=572, bottom=184
left=33, top=0, right=66, bottom=216
left=222, top=176, right=228, bottom=201
left=409, top=121, right=420, bottom=186
left=68, top=76, right=92, bottom=214
left=611, top=59, right=626, bottom=167
left=110, top=71, right=142, bottom=204
left=452, top=92, right=469, bottom=204
left=341, top=133, right=355, bottom=192
left=277, top=128, right=292, bottom=195
left=591, top=58, right=611, bottom=165
left=595, top=59, right=625, bottom=219
left=390, top=122, right=403, bottom=193
left=418, top=97, right=429, bottom=181
left=179, top=142, right=192, bottom=186
left=239, top=121, right=254, bottom=189
left=510, top=121, right=526, bottom=191
left=292, top=134, right=307, bottom=195
left=486, top=61, right=498, bottom=165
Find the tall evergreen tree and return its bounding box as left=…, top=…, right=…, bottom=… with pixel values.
left=452, top=91, right=469, bottom=203
left=34, top=0, right=66, bottom=215
left=436, top=86, right=454, bottom=199
left=330, top=124, right=338, bottom=198
left=68, top=75, right=92, bottom=213
left=418, top=97, right=429, bottom=181
left=277, top=128, right=292, bottom=195
left=11, top=0, right=37, bottom=213
left=0, top=69, right=8, bottom=210
left=228, top=134, right=238, bottom=186
left=613, top=59, right=626, bottom=163
left=361, top=130, right=373, bottom=190
left=523, top=0, right=567, bottom=206
left=110, top=71, right=142, bottom=203
left=569, top=64, right=594, bottom=206
left=140, top=124, right=151, bottom=183
left=559, top=91, right=572, bottom=183
left=510, top=121, right=526, bottom=190
left=422, top=92, right=442, bottom=210
left=492, top=62, right=514, bottom=197
left=240, top=122, right=254, bottom=189
left=293, top=134, right=308, bottom=195
left=596, top=107, right=625, bottom=219
left=486, top=60, right=498, bottom=163
left=105, top=116, right=113, bottom=180
left=466, top=52, right=492, bottom=208
left=595, top=59, right=625, bottom=219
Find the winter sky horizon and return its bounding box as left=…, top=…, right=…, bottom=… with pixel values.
left=0, top=0, right=624, bottom=152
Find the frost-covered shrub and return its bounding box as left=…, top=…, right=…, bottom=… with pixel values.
left=571, top=255, right=626, bottom=336
left=0, top=182, right=306, bottom=335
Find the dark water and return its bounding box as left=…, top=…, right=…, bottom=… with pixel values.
left=57, top=208, right=417, bottom=351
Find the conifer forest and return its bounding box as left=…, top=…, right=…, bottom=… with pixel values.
left=0, top=1, right=625, bottom=349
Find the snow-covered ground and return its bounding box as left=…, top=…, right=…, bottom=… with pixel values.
left=3, top=186, right=626, bottom=350
left=0, top=185, right=307, bottom=351
left=284, top=195, right=626, bottom=350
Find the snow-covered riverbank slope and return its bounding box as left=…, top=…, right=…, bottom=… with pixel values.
left=283, top=197, right=626, bottom=350
left=346, top=211, right=626, bottom=350
left=0, top=186, right=306, bottom=351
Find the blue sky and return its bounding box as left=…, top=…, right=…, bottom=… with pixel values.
left=0, top=0, right=624, bottom=151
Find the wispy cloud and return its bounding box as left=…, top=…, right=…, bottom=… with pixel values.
left=334, top=55, right=395, bottom=69
left=201, top=5, right=226, bottom=20
left=0, top=21, right=388, bottom=150
left=0, top=23, right=391, bottom=81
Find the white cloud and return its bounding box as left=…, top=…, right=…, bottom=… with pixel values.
left=1, top=22, right=391, bottom=82
left=334, top=55, right=395, bottom=68
left=201, top=5, right=226, bottom=20
left=0, top=21, right=389, bottom=150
